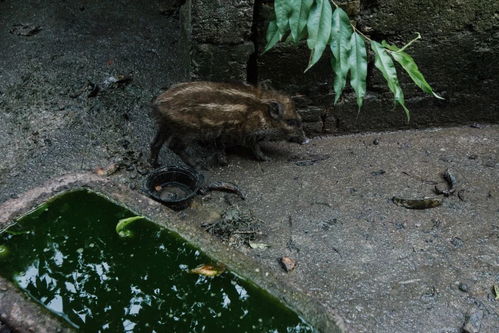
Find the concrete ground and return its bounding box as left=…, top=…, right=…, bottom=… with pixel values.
left=180, top=125, right=499, bottom=333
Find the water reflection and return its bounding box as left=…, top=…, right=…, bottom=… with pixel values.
left=0, top=191, right=315, bottom=333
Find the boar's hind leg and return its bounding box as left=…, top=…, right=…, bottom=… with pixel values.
left=251, top=142, right=270, bottom=161
left=170, top=139, right=198, bottom=168
left=149, top=128, right=171, bottom=168
left=215, top=150, right=228, bottom=166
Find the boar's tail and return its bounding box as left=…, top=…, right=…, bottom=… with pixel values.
left=151, top=102, right=160, bottom=118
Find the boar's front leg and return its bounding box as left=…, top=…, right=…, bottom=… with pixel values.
left=214, top=138, right=228, bottom=166
left=251, top=142, right=270, bottom=161
left=149, top=127, right=171, bottom=168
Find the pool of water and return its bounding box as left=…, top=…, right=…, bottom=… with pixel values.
left=0, top=190, right=315, bottom=333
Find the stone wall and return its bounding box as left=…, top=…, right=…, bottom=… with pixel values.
left=187, top=0, right=499, bottom=134
left=190, top=0, right=255, bottom=81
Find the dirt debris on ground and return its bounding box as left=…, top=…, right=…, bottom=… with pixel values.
left=201, top=205, right=263, bottom=247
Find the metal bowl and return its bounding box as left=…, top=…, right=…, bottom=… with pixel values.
left=143, top=166, right=203, bottom=210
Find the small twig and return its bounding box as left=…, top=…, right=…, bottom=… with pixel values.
left=201, top=222, right=215, bottom=230
left=232, top=230, right=257, bottom=234
left=397, top=32, right=422, bottom=52
left=311, top=201, right=333, bottom=208
left=329, top=0, right=422, bottom=49
left=402, top=171, right=438, bottom=185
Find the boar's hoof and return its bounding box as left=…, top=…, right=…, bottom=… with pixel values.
left=216, top=152, right=229, bottom=166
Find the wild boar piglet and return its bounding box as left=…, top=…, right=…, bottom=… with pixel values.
left=149, top=81, right=308, bottom=167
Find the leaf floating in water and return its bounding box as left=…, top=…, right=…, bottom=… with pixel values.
left=5, top=229, right=31, bottom=236
left=392, top=197, right=442, bottom=209
left=116, top=216, right=144, bottom=238
left=190, top=264, right=226, bottom=277
left=494, top=285, right=499, bottom=300
left=0, top=245, right=10, bottom=259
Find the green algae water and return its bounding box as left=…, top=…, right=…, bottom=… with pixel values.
left=0, top=190, right=315, bottom=333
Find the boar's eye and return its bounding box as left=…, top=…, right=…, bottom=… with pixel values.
left=267, top=101, right=283, bottom=120
left=285, top=119, right=302, bottom=127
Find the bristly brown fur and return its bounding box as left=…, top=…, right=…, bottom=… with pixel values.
left=149, top=81, right=307, bottom=167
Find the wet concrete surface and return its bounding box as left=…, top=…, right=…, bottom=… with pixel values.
left=0, top=0, right=189, bottom=203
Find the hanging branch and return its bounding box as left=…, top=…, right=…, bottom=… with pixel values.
left=264, top=0, right=443, bottom=121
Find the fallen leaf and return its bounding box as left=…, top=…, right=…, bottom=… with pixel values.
left=116, top=216, right=144, bottom=238
left=190, top=264, right=225, bottom=277
left=94, top=163, right=120, bottom=176
left=392, top=197, right=442, bottom=209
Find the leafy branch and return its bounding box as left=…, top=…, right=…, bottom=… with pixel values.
left=265, top=0, right=443, bottom=121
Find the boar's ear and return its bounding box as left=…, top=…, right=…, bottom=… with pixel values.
left=258, top=79, right=273, bottom=91
left=267, top=101, right=283, bottom=120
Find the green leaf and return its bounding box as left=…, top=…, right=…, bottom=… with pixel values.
left=5, top=229, right=30, bottom=236
left=382, top=40, right=444, bottom=100
left=330, top=7, right=353, bottom=104
left=305, top=0, right=332, bottom=71
left=264, top=20, right=282, bottom=53
left=371, top=41, right=410, bottom=121
left=116, top=215, right=144, bottom=239
left=274, top=0, right=291, bottom=34
left=0, top=245, right=9, bottom=259
left=289, top=0, right=313, bottom=42
left=348, top=32, right=367, bottom=110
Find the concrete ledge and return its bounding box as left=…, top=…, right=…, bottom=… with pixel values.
left=0, top=173, right=346, bottom=333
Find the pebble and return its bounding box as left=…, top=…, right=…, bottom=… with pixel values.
left=279, top=256, right=297, bottom=272
left=458, top=282, right=469, bottom=292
